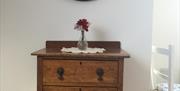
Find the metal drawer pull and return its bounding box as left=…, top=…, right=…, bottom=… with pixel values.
left=96, top=68, right=104, bottom=81
left=57, top=67, right=64, bottom=80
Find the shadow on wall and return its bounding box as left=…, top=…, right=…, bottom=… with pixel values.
left=75, top=0, right=96, bottom=1
left=124, top=56, right=150, bottom=91
left=63, top=0, right=98, bottom=3
left=89, top=25, right=110, bottom=41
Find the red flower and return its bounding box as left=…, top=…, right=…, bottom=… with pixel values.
left=74, top=19, right=90, bottom=31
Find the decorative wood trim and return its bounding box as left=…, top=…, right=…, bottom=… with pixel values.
left=32, top=49, right=129, bottom=60
left=118, top=60, right=124, bottom=91
left=37, top=57, right=43, bottom=91
left=46, top=41, right=121, bottom=50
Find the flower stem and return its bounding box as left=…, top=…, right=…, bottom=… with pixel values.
left=81, top=31, right=84, bottom=41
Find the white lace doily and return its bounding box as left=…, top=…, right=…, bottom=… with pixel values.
left=61, top=47, right=106, bottom=53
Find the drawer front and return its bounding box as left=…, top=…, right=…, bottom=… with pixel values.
left=43, top=86, right=117, bottom=91
left=43, top=60, right=118, bottom=84
left=82, top=87, right=117, bottom=91
left=43, top=86, right=79, bottom=91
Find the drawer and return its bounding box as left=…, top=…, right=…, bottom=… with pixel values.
left=43, top=60, right=118, bottom=84
left=43, top=86, right=79, bottom=91
left=43, top=86, right=117, bottom=91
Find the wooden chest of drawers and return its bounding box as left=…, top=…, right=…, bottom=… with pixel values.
left=31, top=41, right=129, bottom=91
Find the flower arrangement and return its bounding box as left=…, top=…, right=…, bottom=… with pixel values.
left=74, top=19, right=90, bottom=31
left=74, top=19, right=90, bottom=50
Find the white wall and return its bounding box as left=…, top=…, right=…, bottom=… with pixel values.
left=153, top=0, right=180, bottom=83
left=0, top=0, right=153, bottom=91
left=0, top=0, right=4, bottom=90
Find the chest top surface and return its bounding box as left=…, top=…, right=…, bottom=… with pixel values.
left=31, top=41, right=130, bottom=60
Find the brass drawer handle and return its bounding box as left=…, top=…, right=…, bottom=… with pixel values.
left=96, top=68, right=104, bottom=81
left=57, top=67, right=64, bottom=80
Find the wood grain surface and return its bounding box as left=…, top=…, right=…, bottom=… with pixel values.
left=43, top=60, right=118, bottom=84
left=46, top=41, right=120, bottom=50
left=43, top=86, right=117, bottom=91
left=31, top=41, right=130, bottom=60
left=32, top=41, right=130, bottom=91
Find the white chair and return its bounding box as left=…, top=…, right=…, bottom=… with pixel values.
left=151, top=45, right=174, bottom=91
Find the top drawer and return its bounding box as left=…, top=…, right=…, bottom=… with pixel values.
left=42, top=60, right=118, bottom=84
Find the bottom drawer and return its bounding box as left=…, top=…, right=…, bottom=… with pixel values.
left=82, top=87, right=117, bottom=91
left=43, top=86, right=117, bottom=91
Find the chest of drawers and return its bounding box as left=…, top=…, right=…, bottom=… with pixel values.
left=31, top=41, right=129, bottom=91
